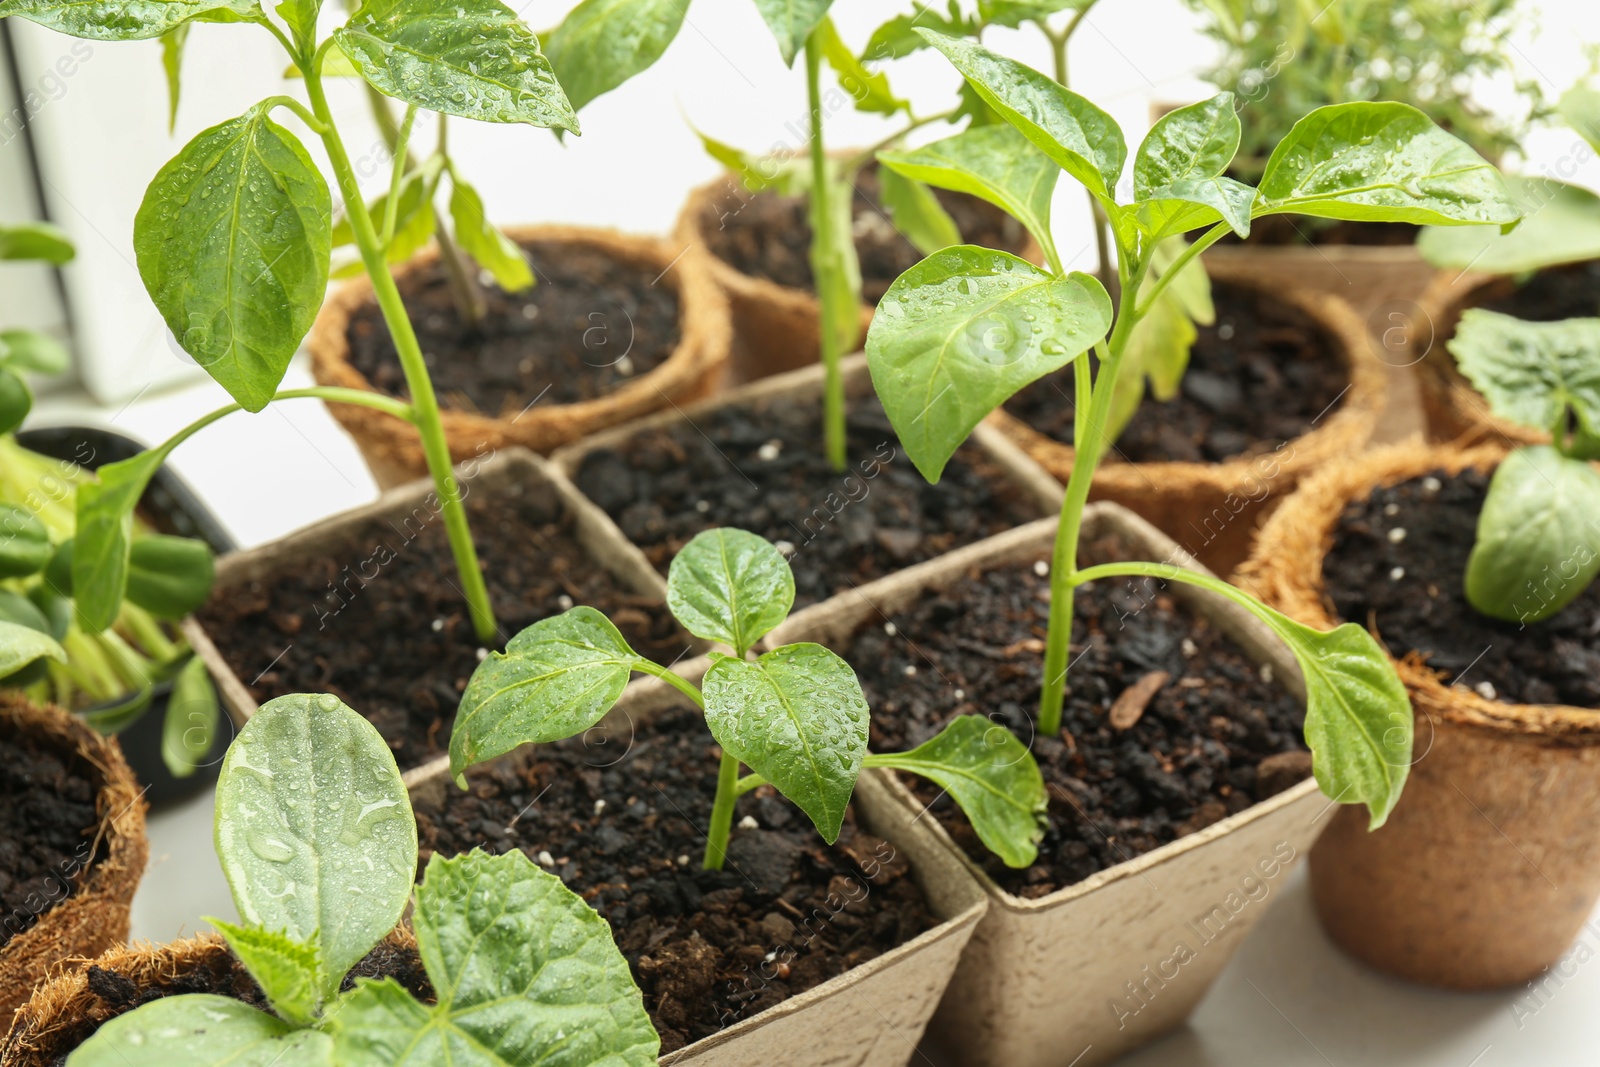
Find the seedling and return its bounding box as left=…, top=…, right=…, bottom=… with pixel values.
left=0, top=223, right=219, bottom=775
left=65, top=691, right=659, bottom=1066
left=449, top=528, right=1048, bottom=869
left=864, top=33, right=1523, bottom=826
left=0, top=0, right=587, bottom=647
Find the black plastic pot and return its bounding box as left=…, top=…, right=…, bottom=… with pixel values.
left=16, top=426, right=238, bottom=807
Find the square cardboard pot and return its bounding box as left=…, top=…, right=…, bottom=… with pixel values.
left=185, top=448, right=685, bottom=773
left=405, top=662, right=989, bottom=1067
left=766, top=504, right=1331, bottom=1067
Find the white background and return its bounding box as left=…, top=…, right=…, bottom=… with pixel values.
left=10, top=0, right=1600, bottom=1063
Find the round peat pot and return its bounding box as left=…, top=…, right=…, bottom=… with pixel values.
left=14, top=426, right=238, bottom=807
left=401, top=664, right=987, bottom=1067
left=1414, top=260, right=1600, bottom=446
left=676, top=164, right=1036, bottom=384
left=1, top=929, right=420, bottom=1064
left=763, top=504, right=1329, bottom=1067
left=0, top=694, right=147, bottom=1026
left=1240, top=441, right=1600, bottom=989
left=989, top=259, right=1383, bottom=578
left=310, top=225, right=731, bottom=490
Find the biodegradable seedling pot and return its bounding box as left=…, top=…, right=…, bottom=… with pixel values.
left=553, top=353, right=1065, bottom=608
left=765, top=504, right=1330, bottom=1067
left=989, top=259, right=1385, bottom=577
left=311, top=225, right=732, bottom=489
left=0, top=694, right=147, bottom=1026
left=1, top=929, right=420, bottom=1065
left=186, top=448, right=690, bottom=774
left=1239, top=441, right=1600, bottom=990
left=404, top=665, right=988, bottom=1067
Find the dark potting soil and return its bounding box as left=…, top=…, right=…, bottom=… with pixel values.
left=846, top=542, right=1312, bottom=897
left=574, top=393, right=1043, bottom=608
left=412, top=706, right=935, bottom=1054
left=196, top=490, right=691, bottom=770
left=35, top=941, right=432, bottom=1066
left=0, top=724, right=102, bottom=948
left=1003, top=281, right=1347, bottom=464
left=346, top=239, right=682, bottom=416
left=699, top=167, right=1031, bottom=302
left=1214, top=216, right=1420, bottom=247
left=1322, top=469, right=1600, bottom=708
left=1477, top=259, right=1600, bottom=321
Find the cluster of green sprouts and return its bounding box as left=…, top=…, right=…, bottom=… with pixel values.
left=451, top=527, right=1048, bottom=869
left=67, top=692, right=660, bottom=1066
left=862, top=31, right=1524, bottom=826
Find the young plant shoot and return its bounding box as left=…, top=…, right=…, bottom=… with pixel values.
left=65, top=691, right=659, bottom=1066
left=0, top=0, right=582, bottom=647
left=864, top=33, right=1523, bottom=827
left=0, top=223, right=219, bottom=775
left=448, top=528, right=1048, bottom=869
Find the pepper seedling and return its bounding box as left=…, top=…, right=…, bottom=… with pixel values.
left=0, top=0, right=585, bottom=648
left=0, top=223, right=219, bottom=775
left=449, top=527, right=1048, bottom=869
left=864, top=32, right=1524, bottom=827
left=66, top=691, right=659, bottom=1067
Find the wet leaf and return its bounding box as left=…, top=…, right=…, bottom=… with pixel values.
left=449, top=179, right=532, bottom=291
left=1446, top=309, right=1600, bottom=457
left=543, top=0, right=686, bottom=113
left=666, top=528, right=794, bottom=655
left=1419, top=178, right=1600, bottom=275
left=0, top=0, right=261, bottom=40
left=64, top=995, right=334, bottom=1067
left=210, top=920, right=322, bottom=1027
left=751, top=0, right=834, bottom=66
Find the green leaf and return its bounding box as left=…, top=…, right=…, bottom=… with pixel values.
left=0, top=221, right=73, bottom=263
left=1, top=329, right=71, bottom=375
left=449, top=180, right=532, bottom=292
left=1559, top=85, right=1600, bottom=156
left=283, top=40, right=360, bottom=77
left=751, top=0, right=834, bottom=66
left=28, top=584, right=72, bottom=641
left=1103, top=279, right=1198, bottom=451
left=64, top=995, right=334, bottom=1067
left=0, top=590, right=50, bottom=633
left=916, top=30, right=1124, bottom=202
left=215, top=693, right=416, bottom=1005
left=702, top=644, right=868, bottom=843
left=0, top=0, right=260, bottom=40
left=1132, top=92, right=1253, bottom=237
left=0, top=504, right=51, bottom=579
left=879, top=168, right=960, bottom=256
left=210, top=920, right=322, bottom=1027
left=879, top=122, right=1059, bottom=266
left=134, top=105, right=331, bottom=413
left=979, top=0, right=1091, bottom=28
left=126, top=534, right=215, bottom=619
left=163, top=653, right=219, bottom=778
left=1256, top=102, right=1519, bottom=228
left=862, top=9, right=970, bottom=60
left=1446, top=309, right=1600, bottom=456
left=73, top=450, right=167, bottom=633
left=693, top=130, right=807, bottom=194
left=335, top=0, right=577, bottom=131
left=816, top=15, right=903, bottom=116
left=865, top=715, right=1046, bottom=868
left=0, top=618, right=66, bottom=681
left=330, top=851, right=659, bottom=1067
left=451, top=606, right=647, bottom=776
left=865, top=247, right=1112, bottom=481
left=1465, top=445, right=1600, bottom=623
left=1419, top=178, right=1600, bottom=275
left=160, top=22, right=188, bottom=133
left=543, top=0, right=686, bottom=113
left=0, top=368, right=31, bottom=435
left=275, top=0, right=321, bottom=52
left=333, top=166, right=437, bottom=260
left=83, top=685, right=155, bottom=734
left=666, top=528, right=794, bottom=655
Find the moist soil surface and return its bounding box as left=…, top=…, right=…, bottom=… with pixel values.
left=847, top=540, right=1311, bottom=897
left=1003, top=281, right=1347, bottom=464
left=1322, top=468, right=1600, bottom=708
left=346, top=239, right=682, bottom=416
left=32, top=940, right=431, bottom=1066
left=413, top=706, right=935, bottom=1054
left=574, top=393, right=1043, bottom=608
left=700, top=167, right=1031, bottom=302
left=0, top=723, right=102, bottom=948
left=1477, top=258, right=1600, bottom=321
left=196, top=489, right=690, bottom=770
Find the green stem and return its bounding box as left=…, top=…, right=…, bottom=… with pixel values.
left=261, top=95, right=328, bottom=134
left=736, top=772, right=767, bottom=796
left=62, top=631, right=121, bottom=702
left=631, top=661, right=706, bottom=709
left=806, top=31, right=848, bottom=472
left=1135, top=221, right=1231, bottom=316
left=294, top=71, right=500, bottom=643
left=121, top=605, right=178, bottom=663
left=146, top=387, right=417, bottom=465
left=703, top=752, right=741, bottom=870
left=381, top=105, right=418, bottom=250
left=1072, top=350, right=1092, bottom=454
left=1037, top=258, right=1151, bottom=735
left=1071, top=561, right=1276, bottom=629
